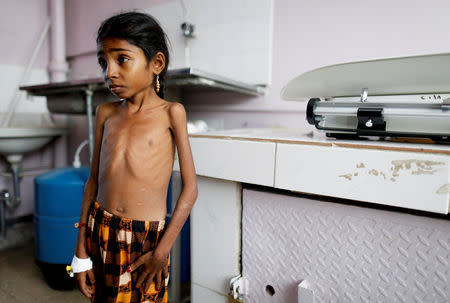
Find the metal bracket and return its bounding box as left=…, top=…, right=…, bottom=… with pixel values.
left=357, top=108, right=386, bottom=131
left=360, top=87, right=368, bottom=103
left=181, top=22, right=196, bottom=38
left=298, top=280, right=315, bottom=303
left=229, top=275, right=248, bottom=301
left=443, top=97, right=450, bottom=111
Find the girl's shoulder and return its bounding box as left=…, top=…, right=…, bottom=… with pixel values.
left=165, top=101, right=186, bottom=130
left=166, top=101, right=185, bottom=114
left=97, top=100, right=122, bottom=111
left=96, top=100, right=122, bottom=120
left=167, top=101, right=186, bottom=119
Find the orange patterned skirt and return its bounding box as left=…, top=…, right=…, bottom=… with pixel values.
left=86, top=201, right=169, bottom=303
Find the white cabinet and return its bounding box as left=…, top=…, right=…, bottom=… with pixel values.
left=148, top=0, right=274, bottom=85
left=173, top=129, right=450, bottom=303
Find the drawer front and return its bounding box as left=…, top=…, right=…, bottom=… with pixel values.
left=275, top=143, right=450, bottom=214
left=175, top=137, right=276, bottom=187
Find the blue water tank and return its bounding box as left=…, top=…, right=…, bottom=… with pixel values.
left=34, top=167, right=89, bottom=264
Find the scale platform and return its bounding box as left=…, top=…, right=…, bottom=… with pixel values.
left=281, top=53, right=450, bottom=141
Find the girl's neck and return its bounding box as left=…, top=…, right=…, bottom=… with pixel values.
left=125, top=87, right=161, bottom=113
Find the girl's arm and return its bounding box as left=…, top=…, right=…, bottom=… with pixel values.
left=74, top=102, right=109, bottom=298
left=155, top=102, right=198, bottom=256
left=75, top=103, right=108, bottom=257
left=133, top=102, right=198, bottom=292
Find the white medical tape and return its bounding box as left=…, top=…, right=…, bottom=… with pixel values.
left=71, top=255, right=93, bottom=273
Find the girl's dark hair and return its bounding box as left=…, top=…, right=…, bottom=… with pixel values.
left=97, top=11, right=170, bottom=98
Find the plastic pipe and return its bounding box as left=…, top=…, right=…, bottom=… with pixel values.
left=0, top=190, right=8, bottom=239
left=0, top=155, right=23, bottom=210
left=49, top=0, right=69, bottom=82
left=73, top=140, right=89, bottom=168
left=85, top=89, right=94, bottom=166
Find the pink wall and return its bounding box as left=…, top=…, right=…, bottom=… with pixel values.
left=183, top=0, right=450, bottom=129
left=65, top=0, right=450, bottom=132
left=65, top=0, right=174, bottom=80
left=1, top=0, right=49, bottom=68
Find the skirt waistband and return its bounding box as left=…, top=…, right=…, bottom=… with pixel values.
left=91, top=201, right=165, bottom=232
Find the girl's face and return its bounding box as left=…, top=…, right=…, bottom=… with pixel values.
left=97, top=38, right=154, bottom=99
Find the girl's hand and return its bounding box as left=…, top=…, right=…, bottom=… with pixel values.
left=129, top=251, right=169, bottom=293
left=74, top=269, right=96, bottom=299
left=74, top=237, right=95, bottom=299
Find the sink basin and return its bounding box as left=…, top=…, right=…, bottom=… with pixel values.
left=0, top=113, right=67, bottom=160
left=0, top=115, right=68, bottom=237
left=0, top=127, right=67, bottom=157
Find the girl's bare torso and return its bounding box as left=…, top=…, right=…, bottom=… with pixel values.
left=96, top=100, right=175, bottom=221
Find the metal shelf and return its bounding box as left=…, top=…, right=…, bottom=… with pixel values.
left=21, top=67, right=265, bottom=99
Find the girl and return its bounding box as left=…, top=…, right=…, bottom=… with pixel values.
left=72, top=11, right=198, bottom=303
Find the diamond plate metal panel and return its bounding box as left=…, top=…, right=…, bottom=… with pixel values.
left=242, top=189, right=450, bottom=303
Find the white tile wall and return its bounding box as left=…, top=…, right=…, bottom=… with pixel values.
left=0, top=64, right=49, bottom=113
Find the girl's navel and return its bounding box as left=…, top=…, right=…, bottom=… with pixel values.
left=116, top=207, right=124, bottom=213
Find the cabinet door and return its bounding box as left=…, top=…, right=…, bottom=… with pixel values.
left=150, top=0, right=274, bottom=85
left=242, top=188, right=450, bottom=303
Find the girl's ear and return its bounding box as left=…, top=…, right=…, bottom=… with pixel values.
left=151, top=52, right=166, bottom=75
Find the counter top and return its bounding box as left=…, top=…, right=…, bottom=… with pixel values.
left=175, top=128, right=450, bottom=214
left=190, top=128, right=450, bottom=155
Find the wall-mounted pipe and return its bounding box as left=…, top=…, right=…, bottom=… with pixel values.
left=5, top=163, right=22, bottom=209
left=0, top=190, right=8, bottom=239
left=85, top=89, right=94, bottom=165
left=49, top=0, right=68, bottom=82
left=0, top=155, right=24, bottom=239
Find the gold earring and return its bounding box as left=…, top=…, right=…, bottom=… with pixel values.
left=156, top=75, right=160, bottom=93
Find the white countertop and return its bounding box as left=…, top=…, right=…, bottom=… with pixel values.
left=190, top=128, right=450, bottom=155
left=174, top=128, right=450, bottom=214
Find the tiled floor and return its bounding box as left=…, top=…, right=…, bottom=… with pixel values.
left=0, top=240, right=85, bottom=303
